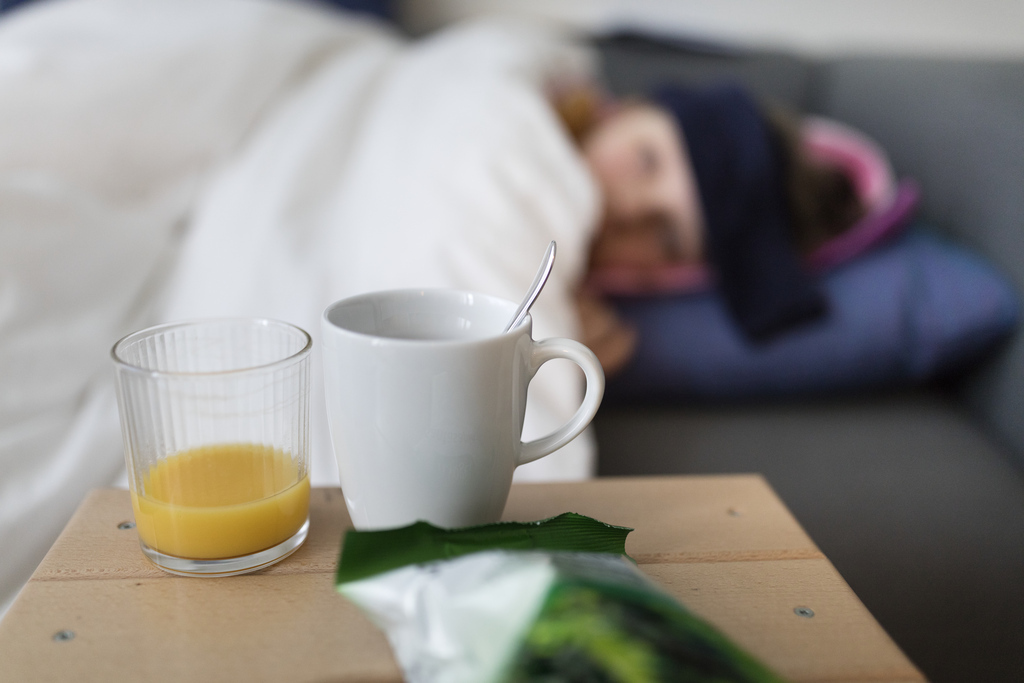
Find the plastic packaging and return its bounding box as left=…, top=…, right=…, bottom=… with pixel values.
left=336, top=513, right=785, bottom=683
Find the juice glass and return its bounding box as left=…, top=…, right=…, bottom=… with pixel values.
left=112, top=318, right=312, bottom=577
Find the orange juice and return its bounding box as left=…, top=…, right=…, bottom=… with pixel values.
left=131, top=443, right=310, bottom=559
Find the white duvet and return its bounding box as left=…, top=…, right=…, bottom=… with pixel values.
left=0, top=0, right=600, bottom=615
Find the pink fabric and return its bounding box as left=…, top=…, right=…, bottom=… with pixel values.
left=586, top=116, right=920, bottom=296
left=802, top=116, right=894, bottom=209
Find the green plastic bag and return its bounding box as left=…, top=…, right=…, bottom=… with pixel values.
left=336, top=513, right=786, bottom=683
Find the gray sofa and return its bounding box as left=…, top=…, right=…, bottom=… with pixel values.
left=592, top=35, right=1024, bottom=683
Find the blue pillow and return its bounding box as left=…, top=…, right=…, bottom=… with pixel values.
left=605, top=228, right=1019, bottom=403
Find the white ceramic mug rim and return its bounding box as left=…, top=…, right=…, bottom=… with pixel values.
left=322, top=288, right=531, bottom=347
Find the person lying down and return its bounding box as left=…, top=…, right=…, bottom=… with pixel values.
left=556, top=83, right=869, bottom=375
left=0, top=0, right=871, bottom=617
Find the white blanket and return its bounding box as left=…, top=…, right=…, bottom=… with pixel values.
left=0, top=0, right=600, bottom=614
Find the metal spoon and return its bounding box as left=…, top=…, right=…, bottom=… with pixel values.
left=503, top=240, right=556, bottom=333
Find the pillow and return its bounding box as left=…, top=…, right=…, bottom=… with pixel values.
left=585, top=117, right=920, bottom=295
left=604, top=228, right=1019, bottom=403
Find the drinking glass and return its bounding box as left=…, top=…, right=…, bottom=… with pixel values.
left=111, top=318, right=312, bottom=576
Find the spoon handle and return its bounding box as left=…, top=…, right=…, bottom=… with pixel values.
left=504, top=241, right=556, bottom=333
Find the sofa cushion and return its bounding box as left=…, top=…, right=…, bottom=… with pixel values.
left=597, top=34, right=815, bottom=111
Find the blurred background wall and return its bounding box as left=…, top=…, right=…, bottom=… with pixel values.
left=399, top=0, right=1024, bottom=58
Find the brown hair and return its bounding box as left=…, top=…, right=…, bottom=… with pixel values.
left=764, top=104, right=866, bottom=253
left=550, top=83, right=608, bottom=145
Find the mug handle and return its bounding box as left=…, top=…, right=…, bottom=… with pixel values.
left=518, top=337, right=605, bottom=466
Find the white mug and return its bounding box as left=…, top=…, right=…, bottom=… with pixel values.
left=321, top=288, right=604, bottom=530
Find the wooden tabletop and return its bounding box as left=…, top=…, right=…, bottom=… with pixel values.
left=0, top=475, right=925, bottom=683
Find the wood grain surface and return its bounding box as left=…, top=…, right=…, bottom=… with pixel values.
left=0, top=476, right=926, bottom=683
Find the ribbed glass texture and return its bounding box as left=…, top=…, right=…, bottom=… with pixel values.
left=111, top=318, right=312, bottom=575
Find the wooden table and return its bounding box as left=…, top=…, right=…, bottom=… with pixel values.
left=0, top=475, right=925, bottom=682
